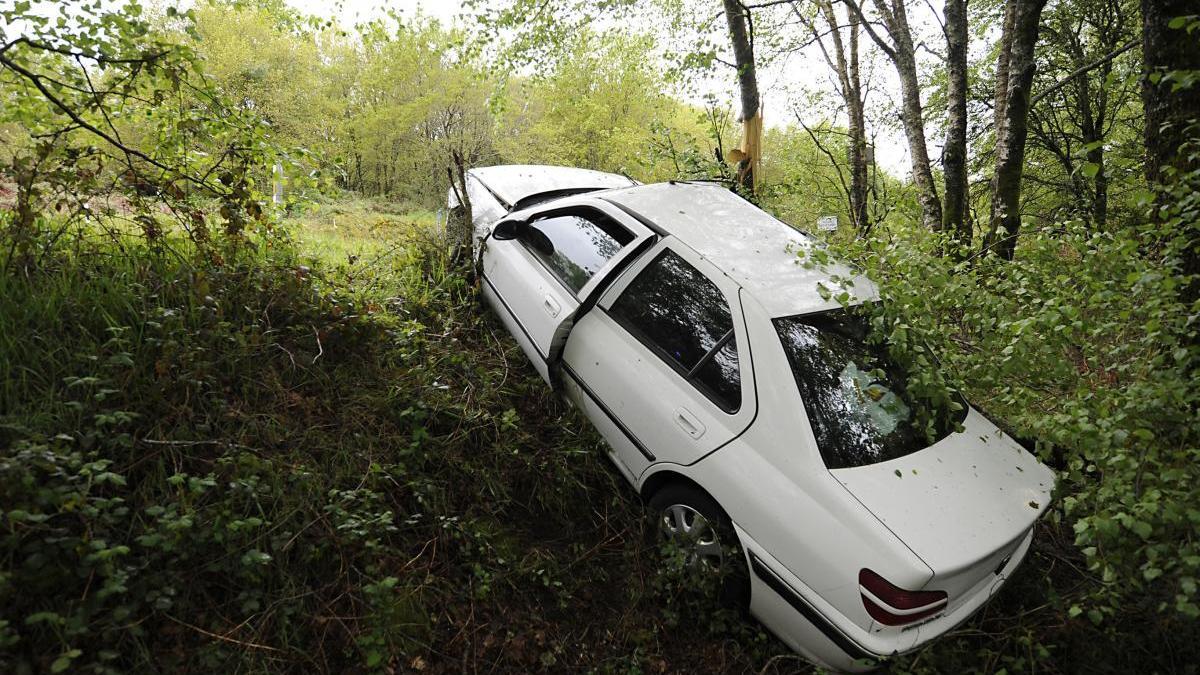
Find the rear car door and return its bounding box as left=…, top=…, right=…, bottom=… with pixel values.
left=560, top=239, right=756, bottom=480
left=479, top=200, right=653, bottom=383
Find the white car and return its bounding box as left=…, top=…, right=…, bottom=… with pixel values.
left=450, top=165, right=1055, bottom=672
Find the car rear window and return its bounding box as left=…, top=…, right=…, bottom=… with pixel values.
left=608, top=249, right=741, bottom=412
left=775, top=307, right=964, bottom=469
left=523, top=212, right=634, bottom=294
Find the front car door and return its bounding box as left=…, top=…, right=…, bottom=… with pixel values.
left=479, top=198, right=654, bottom=383
left=560, top=239, right=757, bottom=482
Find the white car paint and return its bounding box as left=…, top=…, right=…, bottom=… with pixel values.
left=450, top=165, right=638, bottom=255
left=461, top=165, right=1056, bottom=673
left=563, top=238, right=757, bottom=473
left=603, top=181, right=876, bottom=317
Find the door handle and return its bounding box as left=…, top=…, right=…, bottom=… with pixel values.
left=673, top=407, right=706, bottom=440
left=542, top=295, right=561, bottom=317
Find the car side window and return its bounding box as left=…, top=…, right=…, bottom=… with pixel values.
left=521, top=212, right=635, bottom=294
left=608, top=249, right=741, bottom=412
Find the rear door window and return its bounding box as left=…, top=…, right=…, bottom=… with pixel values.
left=608, top=249, right=741, bottom=411
left=521, top=212, right=634, bottom=294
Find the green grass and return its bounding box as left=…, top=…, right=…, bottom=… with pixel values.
left=282, top=196, right=440, bottom=266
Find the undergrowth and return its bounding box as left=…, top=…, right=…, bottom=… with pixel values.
left=1, top=209, right=1195, bottom=674
left=0, top=222, right=775, bottom=674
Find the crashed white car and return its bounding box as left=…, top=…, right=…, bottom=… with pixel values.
left=450, top=165, right=1055, bottom=671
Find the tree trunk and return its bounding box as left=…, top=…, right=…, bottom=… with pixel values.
left=847, top=0, right=943, bottom=233
left=1142, top=0, right=1200, bottom=187
left=846, top=17, right=869, bottom=235
left=885, top=0, right=943, bottom=233
left=1078, top=69, right=1108, bottom=228
left=942, top=0, right=970, bottom=248
left=810, top=0, right=870, bottom=233
left=986, top=0, right=1049, bottom=260
left=448, top=150, right=473, bottom=265
left=1142, top=0, right=1200, bottom=303
left=723, top=0, right=760, bottom=195
left=993, top=0, right=1018, bottom=140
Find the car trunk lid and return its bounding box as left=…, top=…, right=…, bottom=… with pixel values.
left=467, top=165, right=636, bottom=209
left=831, top=408, right=1054, bottom=594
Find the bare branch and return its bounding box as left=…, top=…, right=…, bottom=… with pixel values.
left=840, top=0, right=896, bottom=60
left=1030, top=39, right=1138, bottom=107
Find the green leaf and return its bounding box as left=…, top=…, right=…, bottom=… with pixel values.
left=1081, top=162, right=1100, bottom=178
left=1168, top=16, right=1187, bottom=29
left=50, top=649, right=81, bottom=673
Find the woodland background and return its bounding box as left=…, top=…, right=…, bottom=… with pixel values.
left=0, top=0, right=1197, bottom=672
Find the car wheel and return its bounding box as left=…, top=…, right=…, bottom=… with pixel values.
left=648, top=482, right=749, bottom=608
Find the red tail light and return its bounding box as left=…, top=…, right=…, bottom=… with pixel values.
left=859, top=568, right=948, bottom=626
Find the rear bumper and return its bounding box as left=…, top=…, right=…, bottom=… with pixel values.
left=907, top=527, right=1034, bottom=650
left=737, top=525, right=1036, bottom=673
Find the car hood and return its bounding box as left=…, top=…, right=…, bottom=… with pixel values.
left=830, top=407, right=1055, bottom=575
left=467, top=165, right=636, bottom=208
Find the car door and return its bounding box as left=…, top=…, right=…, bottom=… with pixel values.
left=560, top=239, right=756, bottom=481
left=479, top=199, right=654, bottom=383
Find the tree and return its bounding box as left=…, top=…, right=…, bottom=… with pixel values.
left=0, top=0, right=275, bottom=260
left=984, top=0, right=1050, bottom=260
left=792, top=0, right=871, bottom=233
left=1141, top=1, right=1200, bottom=188
left=844, top=0, right=944, bottom=234
left=1141, top=3, right=1200, bottom=303
left=494, top=31, right=679, bottom=179
left=722, top=0, right=761, bottom=195
left=1026, top=0, right=1139, bottom=229
left=941, top=0, right=970, bottom=247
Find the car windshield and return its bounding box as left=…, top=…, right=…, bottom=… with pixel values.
left=774, top=306, right=965, bottom=469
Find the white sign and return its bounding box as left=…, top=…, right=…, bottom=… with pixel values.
left=818, top=215, right=838, bottom=231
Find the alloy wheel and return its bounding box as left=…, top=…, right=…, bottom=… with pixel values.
left=659, top=503, right=724, bottom=570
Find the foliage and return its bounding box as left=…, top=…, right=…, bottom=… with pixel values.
left=495, top=30, right=699, bottom=180
left=0, top=0, right=278, bottom=257
left=831, top=198, right=1199, bottom=623
left=3, top=0, right=1200, bottom=673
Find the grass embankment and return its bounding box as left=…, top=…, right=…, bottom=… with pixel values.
left=0, top=200, right=1194, bottom=673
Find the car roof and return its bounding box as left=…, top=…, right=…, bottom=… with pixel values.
left=600, top=182, right=877, bottom=317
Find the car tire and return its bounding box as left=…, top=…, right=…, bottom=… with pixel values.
left=648, top=482, right=750, bottom=609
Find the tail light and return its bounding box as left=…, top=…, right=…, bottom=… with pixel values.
left=859, top=568, right=948, bottom=626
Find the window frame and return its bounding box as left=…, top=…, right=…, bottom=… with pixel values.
left=603, top=248, right=743, bottom=414
left=514, top=207, right=636, bottom=300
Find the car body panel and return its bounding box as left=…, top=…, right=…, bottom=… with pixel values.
left=602, top=182, right=877, bottom=317
left=830, top=409, right=1054, bottom=581
left=561, top=239, right=757, bottom=474
left=468, top=164, right=638, bottom=207
left=450, top=165, right=637, bottom=256
left=480, top=240, right=578, bottom=382
left=479, top=195, right=656, bottom=383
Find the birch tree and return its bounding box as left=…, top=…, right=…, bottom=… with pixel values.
left=984, top=0, right=1050, bottom=260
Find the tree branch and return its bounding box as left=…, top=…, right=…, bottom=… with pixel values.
left=0, top=52, right=222, bottom=195
left=1030, top=39, right=1137, bottom=107
left=840, top=0, right=897, bottom=61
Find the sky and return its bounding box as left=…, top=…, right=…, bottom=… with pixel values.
left=283, top=0, right=916, bottom=176
left=286, top=0, right=458, bottom=27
